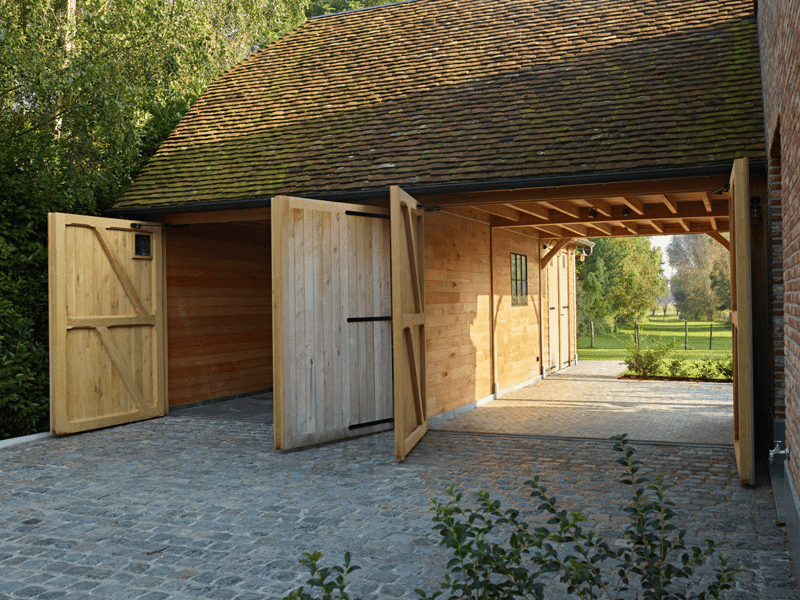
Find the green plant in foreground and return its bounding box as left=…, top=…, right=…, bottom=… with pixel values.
left=284, top=551, right=360, bottom=600
left=667, top=357, right=688, bottom=379
left=285, top=436, right=742, bottom=600
left=624, top=336, right=677, bottom=379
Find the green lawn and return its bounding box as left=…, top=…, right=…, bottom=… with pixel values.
left=578, top=315, right=732, bottom=362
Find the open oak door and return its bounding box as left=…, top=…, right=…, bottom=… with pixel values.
left=48, top=213, right=167, bottom=434
left=391, top=186, right=428, bottom=461
left=271, top=196, right=393, bottom=450
left=729, top=158, right=755, bottom=484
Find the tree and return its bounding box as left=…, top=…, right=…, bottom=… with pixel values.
left=576, top=237, right=667, bottom=332
left=668, top=234, right=730, bottom=320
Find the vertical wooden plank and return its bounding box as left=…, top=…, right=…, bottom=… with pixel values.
left=157, top=226, right=169, bottom=414
left=313, top=210, right=325, bottom=433
left=284, top=205, right=297, bottom=444
left=339, top=213, right=351, bottom=428
left=271, top=197, right=286, bottom=449
left=331, top=212, right=343, bottom=430
left=356, top=216, right=367, bottom=424
left=49, top=213, right=66, bottom=433
left=348, top=214, right=360, bottom=426
left=322, top=211, right=334, bottom=431
left=304, top=205, right=316, bottom=436
left=293, top=208, right=305, bottom=443
left=731, top=157, right=755, bottom=484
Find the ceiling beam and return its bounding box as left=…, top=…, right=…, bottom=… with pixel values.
left=710, top=216, right=718, bottom=231
left=541, top=238, right=572, bottom=268
left=619, top=222, right=639, bottom=235
left=584, top=198, right=613, bottom=217
left=662, top=194, right=679, bottom=214
left=416, top=174, right=731, bottom=207
left=507, top=202, right=549, bottom=219
left=472, top=204, right=521, bottom=221
left=678, top=219, right=691, bottom=232
left=707, top=231, right=730, bottom=251
left=559, top=223, right=589, bottom=237
left=540, top=200, right=580, bottom=219
left=621, top=196, right=645, bottom=215
left=491, top=200, right=727, bottom=229
left=648, top=220, right=664, bottom=233
left=702, top=192, right=713, bottom=212
left=590, top=222, right=614, bottom=235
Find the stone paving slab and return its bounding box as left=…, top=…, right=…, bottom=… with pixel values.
left=0, top=417, right=794, bottom=599
left=432, top=362, right=734, bottom=445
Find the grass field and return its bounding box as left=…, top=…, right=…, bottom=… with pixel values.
left=578, top=315, right=732, bottom=362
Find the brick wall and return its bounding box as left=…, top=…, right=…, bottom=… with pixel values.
left=767, top=155, right=786, bottom=418
left=758, top=0, right=800, bottom=493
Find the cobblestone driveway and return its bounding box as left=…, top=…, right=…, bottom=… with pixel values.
left=432, top=361, right=734, bottom=445
left=1, top=415, right=795, bottom=599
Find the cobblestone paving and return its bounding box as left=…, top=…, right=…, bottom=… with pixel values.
left=432, top=362, right=734, bottom=445
left=1, top=416, right=795, bottom=599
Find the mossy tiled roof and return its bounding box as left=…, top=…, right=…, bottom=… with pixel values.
left=116, top=0, right=764, bottom=209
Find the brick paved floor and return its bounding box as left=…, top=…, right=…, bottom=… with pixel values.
left=0, top=415, right=795, bottom=599
left=432, top=361, right=734, bottom=445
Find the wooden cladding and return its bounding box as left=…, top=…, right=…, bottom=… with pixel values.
left=48, top=213, right=167, bottom=434
left=272, top=196, right=393, bottom=450
left=166, top=222, right=271, bottom=406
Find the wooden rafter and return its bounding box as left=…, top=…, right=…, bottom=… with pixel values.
left=702, top=192, right=713, bottom=212
left=707, top=231, right=730, bottom=251
left=590, top=222, right=613, bottom=235
left=619, top=222, right=639, bottom=235
left=473, top=204, right=521, bottom=221
left=508, top=202, right=549, bottom=219
left=662, top=195, right=679, bottom=214
left=678, top=219, right=691, bottom=232
left=417, top=175, right=731, bottom=206
left=531, top=224, right=566, bottom=237
left=540, top=200, right=580, bottom=218
left=559, top=223, right=588, bottom=236
left=648, top=220, right=664, bottom=233
left=541, top=238, right=571, bottom=267
left=621, top=196, right=645, bottom=215
left=584, top=198, right=613, bottom=217
left=710, top=216, right=718, bottom=231
left=491, top=200, right=727, bottom=229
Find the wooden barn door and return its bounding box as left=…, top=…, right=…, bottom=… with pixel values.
left=271, top=196, right=393, bottom=450
left=391, top=186, right=428, bottom=461
left=547, top=258, right=560, bottom=372
left=729, top=158, right=755, bottom=484
left=48, top=213, right=167, bottom=435
left=559, top=251, right=570, bottom=368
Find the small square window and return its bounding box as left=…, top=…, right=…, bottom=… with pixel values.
left=511, top=253, right=527, bottom=306
left=134, top=234, right=151, bottom=258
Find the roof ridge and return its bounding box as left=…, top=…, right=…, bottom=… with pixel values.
left=308, top=0, right=424, bottom=20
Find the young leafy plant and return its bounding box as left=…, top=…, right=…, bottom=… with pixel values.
left=624, top=336, right=677, bottom=379
left=284, top=436, right=742, bottom=600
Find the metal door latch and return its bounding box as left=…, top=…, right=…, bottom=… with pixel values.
left=770, top=441, right=790, bottom=465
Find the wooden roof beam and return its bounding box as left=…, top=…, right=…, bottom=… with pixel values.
left=648, top=220, right=664, bottom=233
left=531, top=224, right=567, bottom=237
left=541, top=238, right=571, bottom=268
left=619, top=222, right=639, bottom=235
left=702, top=192, right=713, bottom=213
left=584, top=198, right=613, bottom=217
left=473, top=204, right=522, bottom=221
left=710, top=216, right=718, bottom=230
left=507, top=202, right=549, bottom=219
left=621, top=196, right=645, bottom=215
left=590, top=222, right=614, bottom=235
left=540, top=200, right=580, bottom=219
left=662, top=194, right=679, bottom=214
left=417, top=175, right=731, bottom=207
left=493, top=200, right=727, bottom=229
left=707, top=231, right=730, bottom=251
left=559, top=223, right=588, bottom=236
left=678, top=219, right=691, bottom=232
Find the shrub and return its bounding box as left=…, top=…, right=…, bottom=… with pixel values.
left=285, top=436, right=742, bottom=600
left=624, top=336, right=676, bottom=379
left=667, top=357, right=688, bottom=379
left=0, top=313, right=49, bottom=439
left=696, top=358, right=720, bottom=381
left=715, top=355, right=734, bottom=380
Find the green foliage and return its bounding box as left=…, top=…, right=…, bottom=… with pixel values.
left=668, top=236, right=730, bottom=321
left=714, top=355, right=733, bottom=380
left=624, top=336, right=677, bottom=379
left=668, top=357, right=689, bottom=379
left=0, top=313, right=49, bottom=439
left=577, top=238, right=667, bottom=329
left=284, top=437, right=742, bottom=600
left=284, top=551, right=361, bottom=600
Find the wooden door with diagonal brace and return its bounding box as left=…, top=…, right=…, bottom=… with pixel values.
left=48, top=213, right=167, bottom=434
left=391, top=186, right=428, bottom=461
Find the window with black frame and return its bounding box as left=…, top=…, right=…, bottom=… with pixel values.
left=511, top=252, right=527, bottom=306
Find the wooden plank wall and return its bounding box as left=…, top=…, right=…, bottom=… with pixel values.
left=166, top=222, right=272, bottom=407
left=491, top=229, right=543, bottom=392
left=424, top=210, right=493, bottom=417
left=568, top=247, right=577, bottom=364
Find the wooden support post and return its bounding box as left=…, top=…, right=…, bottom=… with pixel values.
left=709, top=322, right=713, bottom=351
left=635, top=321, right=639, bottom=346
left=685, top=321, right=689, bottom=350
left=590, top=321, right=595, bottom=349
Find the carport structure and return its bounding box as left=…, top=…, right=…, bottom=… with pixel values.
left=48, top=0, right=770, bottom=481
